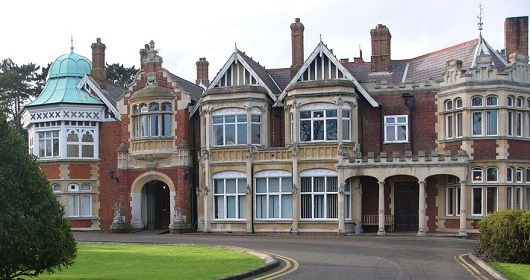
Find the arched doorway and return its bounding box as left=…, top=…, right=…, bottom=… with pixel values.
left=144, top=180, right=170, bottom=230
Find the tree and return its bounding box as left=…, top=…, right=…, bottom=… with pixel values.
left=0, top=59, right=46, bottom=134
left=106, top=63, right=137, bottom=87
left=0, top=111, right=77, bottom=279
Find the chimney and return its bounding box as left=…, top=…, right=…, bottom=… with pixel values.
left=196, top=57, right=209, bottom=86
left=140, top=40, right=163, bottom=85
left=91, top=38, right=107, bottom=89
left=290, top=18, right=305, bottom=77
left=370, top=24, right=392, bottom=72
left=505, top=16, right=528, bottom=61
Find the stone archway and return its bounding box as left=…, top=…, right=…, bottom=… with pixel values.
left=130, top=171, right=176, bottom=229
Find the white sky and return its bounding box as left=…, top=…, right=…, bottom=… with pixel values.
left=2, top=0, right=528, bottom=82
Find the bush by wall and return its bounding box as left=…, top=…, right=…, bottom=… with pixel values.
left=476, top=210, right=530, bottom=264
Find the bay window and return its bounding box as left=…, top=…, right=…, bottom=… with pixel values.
left=299, top=103, right=351, bottom=142
left=131, top=102, right=173, bottom=138
left=212, top=108, right=261, bottom=146
left=38, top=130, right=60, bottom=158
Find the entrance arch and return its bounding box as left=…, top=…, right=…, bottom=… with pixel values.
left=130, top=172, right=176, bottom=229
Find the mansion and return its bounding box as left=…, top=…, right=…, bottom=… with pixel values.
left=22, top=16, right=530, bottom=236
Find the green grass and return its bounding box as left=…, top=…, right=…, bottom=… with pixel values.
left=490, top=262, right=530, bottom=280
left=35, top=243, right=264, bottom=280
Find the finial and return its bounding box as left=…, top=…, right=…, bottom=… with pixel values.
left=234, top=43, right=237, bottom=52
left=320, top=34, right=322, bottom=42
left=70, top=34, right=74, bottom=53
left=477, top=3, right=483, bottom=38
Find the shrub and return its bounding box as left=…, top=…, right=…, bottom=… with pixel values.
left=476, top=210, right=530, bottom=264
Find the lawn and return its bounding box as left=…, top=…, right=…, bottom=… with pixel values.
left=35, top=243, right=264, bottom=280
left=489, top=262, right=530, bottom=280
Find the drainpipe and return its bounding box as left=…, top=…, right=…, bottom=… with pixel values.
left=402, top=93, right=415, bottom=152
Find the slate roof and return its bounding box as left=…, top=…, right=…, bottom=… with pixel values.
left=237, top=50, right=281, bottom=96
left=267, top=68, right=291, bottom=91
left=166, top=70, right=203, bottom=102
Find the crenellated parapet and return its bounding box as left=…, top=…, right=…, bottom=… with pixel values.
left=346, top=149, right=469, bottom=166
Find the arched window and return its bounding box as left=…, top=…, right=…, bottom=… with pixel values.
left=255, top=170, right=292, bottom=220
left=472, top=167, right=483, bottom=183
left=486, top=95, right=497, bottom=106
left=486, top=167, right=498, bottom=182
left=471, top=96, right=497, bottom=136
left=213, top=171, right=247, bottom=220
left=455, top=98, right=463, bottom=108
left=300, top=169, right=339, bottom=219
left=471, top=96, right=483, bottom=107
left=445, top=100, right=453, bottom=111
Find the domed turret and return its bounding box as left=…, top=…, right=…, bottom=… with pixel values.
left=48, top=51, right=92, bottom=79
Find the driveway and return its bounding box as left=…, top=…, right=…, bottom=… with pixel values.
left=74, top=231, right=480, bottom=280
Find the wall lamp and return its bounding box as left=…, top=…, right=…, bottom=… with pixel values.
left=109, top=170, right=120, bottom=182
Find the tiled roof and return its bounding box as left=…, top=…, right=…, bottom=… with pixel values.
left=267, top=68, right=291, bottom=91
left=238, top=50, right=281, bottom=96
left=166, top=71, right=203, bottom=102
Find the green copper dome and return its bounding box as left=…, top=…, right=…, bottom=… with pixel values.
left=25, top=47, right=102, bottom=107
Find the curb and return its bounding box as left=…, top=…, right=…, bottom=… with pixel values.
left=468, top=254, right=508, bottom=280
left=217, top=245, right=279, bottom=280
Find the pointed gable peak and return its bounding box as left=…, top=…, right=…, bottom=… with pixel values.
left=207, top=48, right=280, bottom=99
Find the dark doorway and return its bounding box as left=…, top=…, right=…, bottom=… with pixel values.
left=394, top=182, right=419, bottom=231
left=145, top=181, right=170, bottom=230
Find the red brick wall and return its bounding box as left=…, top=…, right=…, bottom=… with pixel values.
left=270, top=106, right=284, bottom=147
left=359, top=96, right=381, bottom=153
left=444, top=219, right=459, bottom=229
left=98, top=121, right=122, bottom=229
left=508, top=140, right=530, bottom=160
left=69, top=164, right=92, bottom=179
left=444, top=141, right=462, bottom=151
left=471, top=139, right=497, bottom=160
left=425, top=177, right=438, bottom=232
left=505, top=16, right=528, bottom=57
left=40, top=163, right=60, bottom=179
left=361, top=176, right=390, bottom=214
left=70, top=220, right=92, bottom=228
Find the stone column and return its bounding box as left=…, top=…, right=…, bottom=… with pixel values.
left=291, top=102, right=300, bottom=233
left=459, top=180, right=467, bottom=236
left=202, top=107, right=212, bottom=232
left=418, top=180, right=426, bottom=236
left=378, top=181, right=386, bottom=236
left=338, top=172, right=345, bottom=234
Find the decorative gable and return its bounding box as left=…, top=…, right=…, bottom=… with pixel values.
left=278, top=41, right=379, bottom=107
left=208, top=48, right=280, bottom=100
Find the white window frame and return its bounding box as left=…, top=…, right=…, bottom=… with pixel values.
left=131, top=102, right=173, bottom=138
left=486, top=167, right=498, bottom=183
left=67, top=183, right=92, bottom=218
left=212, top=108, right=261, bottom=146
left=300, top=169, right=339, bottom=220
left=445, top=186, right=461, bottom=216
left=472, top=167, right=483, bottom=183
left=255, top=170, right=293, bottom=220
left=213, top=171, right=247, bottom=220
left=471, top=186, right=498, bottom=216
left=384, top=115, right=408, bottom=143
left=299, top=103, right=339, bottom=142
left=37, top=130, right=60, bottom=158
left=507, top=186, right=524, bottom=210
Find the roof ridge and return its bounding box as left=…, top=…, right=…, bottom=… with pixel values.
left=410, top=38, right=479, bottom=60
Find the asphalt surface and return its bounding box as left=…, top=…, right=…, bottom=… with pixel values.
left=74, top=231, right=490, bottom=280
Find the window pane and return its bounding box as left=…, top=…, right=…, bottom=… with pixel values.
left=226, top=196, right=236, bottom=218
left=238, top=179, right=247, bottom=193
left=472, top=188, right=482, bottom=215
left=472, top=112, right=482, bottom=135
left=486, top=187, right=497, bottom=214
left=313, top=120, right=324, bottom=140
left=327, top=194, right=338, bottom=218
left=256, top=178, right=267, bottom=193
left=256, top=195, right=266, bottom=219
left=215, top=196, right=224, bottom=219
left=81, top=195, right=91, bottom=217
left=150, top=115, right=159, bottom=136
left=301, top=194, right=312, bottom=218
left=251, top=123, right=260, bottom=144
left=281, top=177, right=292, bottom=192
left=213, top=124, right=223, bottom=145
left=162, top=114, right=172, bottom=136
left=486, top=168, right=497, bottom=182
left=386, top=126, right=395, bottom=142
left=314, top=177, right=325, bottom=192
left=281, top=194, right=292, bottom=218
left=397, top=125, right=407, bottom=141
left=314, top=195, right=324, bottom=218
left=326, top=119, right=337, bottom=140
left=486, top=111, right=497, bottom=135
left=237, top=123, right=247, bottom=144
left=225, top=124, right=235, bottom=145
left=81, top=145, right=94, bottom=157
left=68, top=195, right=79, bottom=217
left=239, top=195, right=246, bottom=218
left=269, top=195, right=279, bottom=218
left=300, top=120, right=311, bottom=142
left=269, top=178, right=279, bottom=192
left=214, top=179, right=224, bottom=194
left=226, top=179, right=236, bottom=194
left=67, top=144, right=79, bottom=157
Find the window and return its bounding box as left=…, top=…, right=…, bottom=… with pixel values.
left=131, top=102, right=173, bottom=138
left=300, top=109, right=337, bottom=141
left=384, top=115, right=408, bottom=143
left=507, top=96, right=525, bottom=138
left=66, top=129, right=95, bottom=158
left=446, top=186, right=461, bottom=216
left=342, top=109, right=351, bottom=141
left=67, top=183, right=92, bottom=218
left=507, top=187, right=523, bottom=210
left=445, top=98, right=463, bottom=139
left=213, top=172, right=247, bottom=219
left=507, top=167, right=514, bottom=183
left=527, top=168, right=530, bottom=183
left=471, top=186, right=497, bottom=216
left=344, top=179, right=352, bottom=220
left=472, top=167, right=483, bottom=183
left=255, top=171, right=292, bottom=220
left=486, top=167, right=498, bottom=182
left=212, top=108, right=261, bottom=146
left=300, top=169, right=338, bottom=219
left=516, top=168, right=523, bottom=183
left=37, top=130, right=59, bottom=158
left=471, top=95, right=498, bottom=136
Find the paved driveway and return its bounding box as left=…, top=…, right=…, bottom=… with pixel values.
left=74, top=232, right=479, bottom=280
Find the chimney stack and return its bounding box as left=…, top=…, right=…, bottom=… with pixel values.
left=370, top=24, right=392, bottom=73
left=290, top=18, right=305, bottom=77
left=196, top=57, right=209, bottom=86
left=505, top=16, right=528, bottom=61
left=91, top=38, right=107, bottom=89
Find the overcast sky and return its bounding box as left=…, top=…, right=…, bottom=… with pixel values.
left=2, top=0, right=528, bottom=82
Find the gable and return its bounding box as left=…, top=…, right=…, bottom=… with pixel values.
left=208, top=50, right=280, bottom=100
left=278, top=41, right=379, bottom=107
